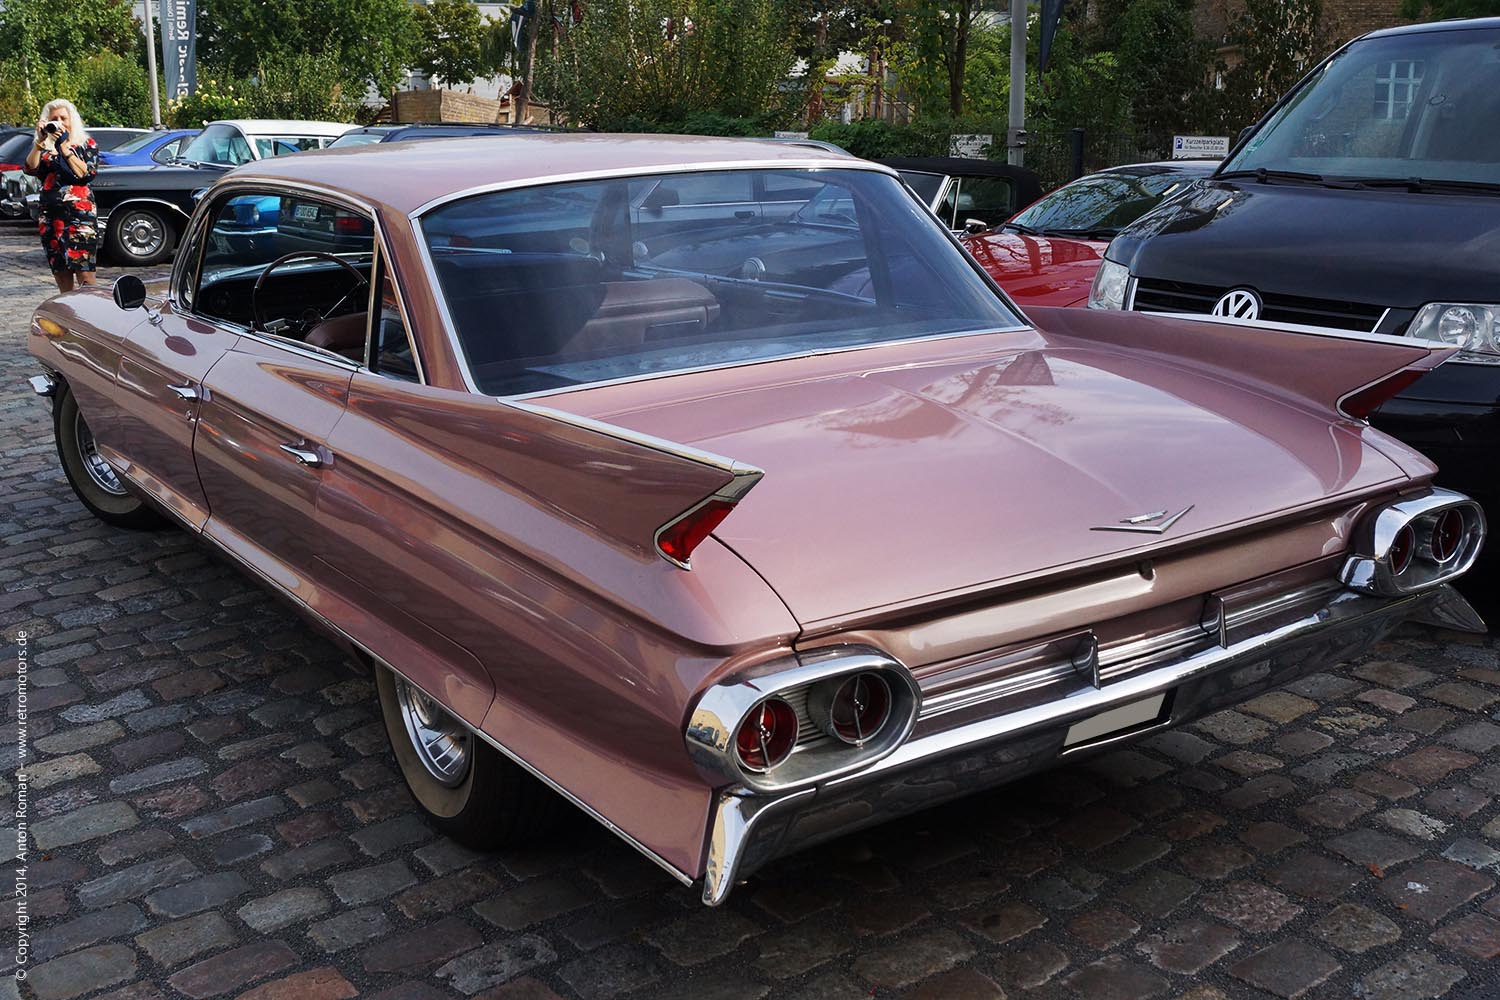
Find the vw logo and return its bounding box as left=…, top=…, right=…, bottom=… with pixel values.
left=1212, top=288, right=1262, bottom=320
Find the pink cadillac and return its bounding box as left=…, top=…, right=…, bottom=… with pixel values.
left=27, top=135, right=1487, bottom=905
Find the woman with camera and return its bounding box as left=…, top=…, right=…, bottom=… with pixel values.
left=24, top=99, right=101, bottom=293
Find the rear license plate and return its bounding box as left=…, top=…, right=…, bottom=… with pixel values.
left=1064, top=693, right=1167, bottom=747
left=293, top=203, right=319, bottom=221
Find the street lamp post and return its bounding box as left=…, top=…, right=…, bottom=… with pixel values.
left=1007, top=0, right=1026, bottom=166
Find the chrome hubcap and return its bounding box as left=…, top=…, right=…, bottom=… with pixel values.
left=395, top=677, right=471, bottom=786
left=74, top=416, right=126, bottom=495
left=121, top=213, right=164, bottom=256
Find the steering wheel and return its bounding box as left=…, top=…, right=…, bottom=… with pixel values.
left=251, top=251, right=369, bottom=336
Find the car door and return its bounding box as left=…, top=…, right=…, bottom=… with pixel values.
left=185, top=184, right=369, bottom=600
left=112, top=212, right=240, bottom=528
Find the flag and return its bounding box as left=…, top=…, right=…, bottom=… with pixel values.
left=1038, top=0, right=1065, bottom=73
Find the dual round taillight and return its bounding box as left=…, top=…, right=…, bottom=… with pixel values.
left=1389, top=524, right=1415, bottom=575
left=810, top=672, right=893, bottom=746
left=1431, top=508, right=1464, bottom=564
left=733, top=698, right=798, bottom=772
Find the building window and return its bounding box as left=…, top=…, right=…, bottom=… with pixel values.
left=1374, top=61, right=1424, bottom=121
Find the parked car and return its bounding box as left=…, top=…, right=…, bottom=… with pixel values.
left=878, top=156, right=1043, bottom=233
left=98, top=128, right=200, bottom=167
left=963, top=161, right=1217, bottom=307
left=27, top=135, right=1486, bottom=905
left=328, top=122, right=549, bottom=147
left=89, top=118, right=352, bottom=266
left=1092, top=17, right=1500, bottom=539
left=89, top=127, right=151, bottom=151
left=0, top=129, right=32, bottom=173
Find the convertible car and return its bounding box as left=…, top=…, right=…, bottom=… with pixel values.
left=27, top=136, right=1487, bottom=905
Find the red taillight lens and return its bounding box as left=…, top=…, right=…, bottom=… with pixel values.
left=825, top=673, right=892, bottom=745
left=733, top=698, right=797, bottom=771
left=1340, top=369, right=1425, bottom=420
left=0, top=163, right=21, bottom=173
left=1431, top=508, right=1464, bottom=563
left=656, top=498, right=735, bottom=567
left=1388, top=524, right=1415, bottom=575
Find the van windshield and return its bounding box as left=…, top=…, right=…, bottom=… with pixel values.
left=1221, top=26, right=1500, bottom=186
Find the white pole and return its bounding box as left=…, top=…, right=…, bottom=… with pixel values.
left=1007, top=0, right=1026, bottom=166
left=143, top=0, right=162, bottom=126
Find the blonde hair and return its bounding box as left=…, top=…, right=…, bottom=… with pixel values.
left=38, top=99, right=90, bottom=146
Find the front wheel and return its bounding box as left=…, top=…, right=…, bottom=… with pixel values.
left=53, top=385, right=164, bottom=529
left=375, top=665, right=563, bottom=848
left=105, top=207, right=177, bottom=266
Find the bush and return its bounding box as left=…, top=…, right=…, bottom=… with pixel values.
left=249, top=51, right=366, bottom=123
left=76, top=53, right=150, bottom=127
left=164, top=75, right=253, bottom=128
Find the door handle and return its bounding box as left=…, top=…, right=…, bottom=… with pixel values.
left=278, top=443, right=325, bottom=467
left=167, top=383, right=199, bottom=401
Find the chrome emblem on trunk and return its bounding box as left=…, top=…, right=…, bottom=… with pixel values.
left=1212, top=288, right=1261, bottom=320
left=1092, top=505, right=1195, bottom=534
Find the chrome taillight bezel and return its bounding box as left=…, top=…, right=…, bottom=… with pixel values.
left=1341, top=488, right=1486, bottom=596
left=685, top=646, right=921, bottom=793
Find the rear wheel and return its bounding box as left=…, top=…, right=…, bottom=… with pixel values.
left=375, top=665, right=563, bottom=848
left=105, top=206, right=177, bottom=266
left=53, top=385, right=164, bottom=529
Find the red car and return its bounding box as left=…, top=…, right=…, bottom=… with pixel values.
left=27, top=137, right=1486, bottom=905
left=964, top=160, right=1217, bottom=307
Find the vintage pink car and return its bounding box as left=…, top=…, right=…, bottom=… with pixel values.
left=27, top=136, right=1488, bottom=905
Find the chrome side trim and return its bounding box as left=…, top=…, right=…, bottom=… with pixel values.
left=183, top=519, right=694, bottom=888
left=507, top=398, right=759, bottom=479
left=1138, top=309, right=1435, bottom=349
left=99, top=196, right=193, bottom=226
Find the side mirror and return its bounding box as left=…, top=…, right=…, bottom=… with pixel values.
left=1236, top=125, right=1255, bottom=148
left=112, top=274, right=147, bottom=311
left=963, top=218, right=988, bottom=234
left=641, top=186, right=680, bottom=211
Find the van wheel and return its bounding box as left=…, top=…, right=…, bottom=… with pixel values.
left=106, top=207, right=177, bottom=266
left=375, top=665, right=563, bottom=848
left=54, top=385, right=164, bottom=529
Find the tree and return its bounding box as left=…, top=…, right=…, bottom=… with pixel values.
left=1114, top=0, right=1214, bottom=138
left=0, top=0, right=137, bottom=114
left=197, top=0, right=414, bottom=96
left=412, top=0, right=489, bottom=88
left=903, top=0, right=987, bottom=115
left=1215, top=0, right=1328, bottom=132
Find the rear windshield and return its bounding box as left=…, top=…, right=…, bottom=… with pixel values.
left=329, top=131, right=386, bottom=148
left=1223, top=26, right=1500, bottom=185
left=420, top=167, right=1021, bottom=396
left=898, top=170, right=945, bottom=203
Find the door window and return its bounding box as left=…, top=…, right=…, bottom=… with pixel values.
left=953, top=176, right=1016, bottom=228
left=370, top=256, right=421, bottom=383
left=193, top=189, right=375, bottom=361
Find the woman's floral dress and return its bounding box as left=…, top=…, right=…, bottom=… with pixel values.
left=25, top=133, right=100, bottom=273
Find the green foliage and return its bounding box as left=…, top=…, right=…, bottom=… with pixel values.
left=412, top=0, right=489, bottom=87
left=75, top=53, right=151, bottom=127
left=899, top=0, right=982, bottom=114
left=537, top=0, right=800, bottom=130
left=0, top=0, right=137, bottom=118
left=1213, top=0, right=1328, bottom=133
left=1399, top=0, right=1500, bottom=17
left=1114, top=0, right=1214, bottom=138
left=251, top=51, right=368, bottom=122
left=163, top=75, right=252, bottom=128
left=197, top=0, right=414, bottom=96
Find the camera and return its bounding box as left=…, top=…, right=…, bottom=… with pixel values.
left=42, top=121, right=62, bottom=135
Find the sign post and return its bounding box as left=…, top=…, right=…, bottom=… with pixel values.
left=142, top=0, right=161, bottom=126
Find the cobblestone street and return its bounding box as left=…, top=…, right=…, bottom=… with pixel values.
left=3, top=218, right=1500, bottom=1000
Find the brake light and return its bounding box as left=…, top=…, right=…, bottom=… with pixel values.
left=1340, top=369, right=1425, bottom=420
left=733, top=698, right=797, bottom=771
left=0, top=163, right=21, bottom=173
left=1388, top=524, right=1415, bottom=575
left=334, top=215, right=372, bottom=235
left=1431, top=508, right=1464, bottom=563
left=656, top=498, right=735, bottom=567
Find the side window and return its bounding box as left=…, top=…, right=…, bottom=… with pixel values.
left=760, top=174, right=822, bottom=203
left=369, top=258, right=420, bottom=383
left=194, top=190, right=374, bottom=358
left=151, top=138, right=181, bottom=164
left=954, top=176, right=1016, bottom=227
left=934, top=179, right=959, bottom=228
left=650, top=173, right=755, bottom=206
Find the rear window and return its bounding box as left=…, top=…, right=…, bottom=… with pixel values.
left=328, top=131, right=386, bottom=148
left=420, top=167, right=1021, bottom=396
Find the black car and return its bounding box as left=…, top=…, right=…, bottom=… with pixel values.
left=327, top=122, right=548, bottom=147
left=1092, top=17, right=1500, bottom=538
left=90, top=119, right=351, bottom=265
left=877, top=156, right=1043, bottom=234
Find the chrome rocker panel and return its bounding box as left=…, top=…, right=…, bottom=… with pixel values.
left=700, top=583, right=1482, bottom=905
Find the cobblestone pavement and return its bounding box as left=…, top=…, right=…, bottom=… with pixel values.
left=3, top=219, right=1500, bottom=1000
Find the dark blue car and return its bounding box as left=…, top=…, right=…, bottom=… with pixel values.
left=99, top=129, right=200, bottom=167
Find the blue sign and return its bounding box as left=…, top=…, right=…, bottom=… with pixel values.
left=161, top=0, right=198, bottom=99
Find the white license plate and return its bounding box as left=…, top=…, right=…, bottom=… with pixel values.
left=1064, top=693, right=1166, bottom=747
left=293, top=203, right=319, bottom=221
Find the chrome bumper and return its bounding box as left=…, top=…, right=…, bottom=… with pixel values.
left=700, top=583, right=1482, bottom=904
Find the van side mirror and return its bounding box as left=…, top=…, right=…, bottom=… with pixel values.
left=112, top=274, right=147, bottom=311
left=1236, top=125, right=1255, bottom=148
left=963, top=218, right=988, bottom=234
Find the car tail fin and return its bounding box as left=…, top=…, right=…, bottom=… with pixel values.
left=1028, top=306, right=1455, bottom=420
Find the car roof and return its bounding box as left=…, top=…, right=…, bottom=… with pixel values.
left=228, top=133, right=880, bottom=216
left=213, top=119, right=353, bottom=137
left=1361, top=15, right=1500, bottom=40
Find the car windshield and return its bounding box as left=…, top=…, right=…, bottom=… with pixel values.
left=420, top=167, right=1022, bottom=396
left=108, top=132, right=162, bottom=155
left=180, top=124, right=254, bottom=166
left=1221, top=25, right=1500, bottom=185
left=328, top=131, right=386, bottom=148
left=898, top=170, right=945, bottom=203
left=1006, top=171, right=1196, bottom=236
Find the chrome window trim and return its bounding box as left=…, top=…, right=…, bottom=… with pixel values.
left=174, top=176, right=424, bottom=383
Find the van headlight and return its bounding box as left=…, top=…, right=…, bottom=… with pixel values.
left=1408, top=303, right=1500, bottom=363
left=1088, top=258, right=1131, bottom=310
